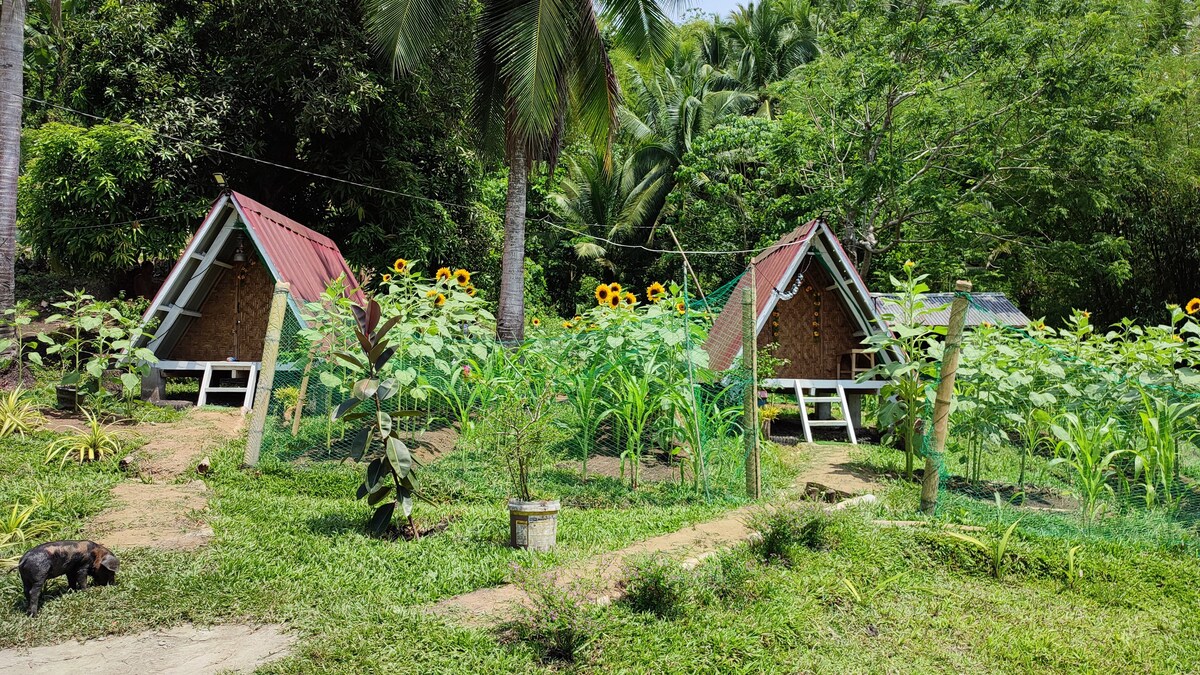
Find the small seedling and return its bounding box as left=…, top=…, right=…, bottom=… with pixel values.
left=944, top=519, right=1022, bottom=579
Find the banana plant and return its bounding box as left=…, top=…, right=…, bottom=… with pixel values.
left=333, top=298, right=424, bottom=538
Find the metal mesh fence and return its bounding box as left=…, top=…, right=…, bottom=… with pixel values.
left=920, top=294, right=1200, bottom=551
left=259, top=269, right=758, bottom=498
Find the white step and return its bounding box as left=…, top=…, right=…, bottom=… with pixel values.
left=807, top=420, right=849, bottom=427
left=204, top=386, right=250, bottom=393
left=804, top=396, right=843, bottom=403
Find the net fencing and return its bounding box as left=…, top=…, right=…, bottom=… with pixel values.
left=919, top=293, right=1200, bottom=551
left=259, top=266, right=758, bottom=499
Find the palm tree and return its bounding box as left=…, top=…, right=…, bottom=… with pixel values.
left=366, top=0, right=675, bottom=341
left=720, top=0, right=819, bottom=117
left=551, top=148, right=630, bottom=274
left=619, top=48, right=756, bottom=236
left=0, top=0, right=26, bottom=320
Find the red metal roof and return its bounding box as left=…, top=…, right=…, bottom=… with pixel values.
left=705, top=220, right=820, bottom=371
left=229, top=192, right=365, bottom=306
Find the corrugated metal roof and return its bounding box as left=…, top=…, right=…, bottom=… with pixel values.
left=871, top=292, right=1029, bottom=327
left=704, top=221, right=820, bottom=371
left=230, top=192, right=364, bottom=306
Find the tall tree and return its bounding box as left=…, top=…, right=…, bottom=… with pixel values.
left=366, top=0, right=675, bottom=341
left=719, top=0, right=818, bottom=116
left=0, top=0, right=24, bottom=317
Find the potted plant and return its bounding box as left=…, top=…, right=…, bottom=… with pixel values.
left=484, top=385, right=563, bottom=551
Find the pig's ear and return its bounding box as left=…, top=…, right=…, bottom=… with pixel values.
left=100, top=553, right=119, bottom=573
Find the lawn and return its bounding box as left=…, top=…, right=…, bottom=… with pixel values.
left=4, top=422, right=1200, bottom=673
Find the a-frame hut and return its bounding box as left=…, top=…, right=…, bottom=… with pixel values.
left=704, top=219, right=899, bottom=443
left=139, top=191, right=362, bottom=407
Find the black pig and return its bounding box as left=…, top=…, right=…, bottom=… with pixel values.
left=17, top=540, right=119, bottom=617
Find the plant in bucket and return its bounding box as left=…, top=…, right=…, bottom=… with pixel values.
left=482, top=376, right=564, bottom=551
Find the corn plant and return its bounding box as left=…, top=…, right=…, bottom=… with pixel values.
left=0, top=387, right=45, bottom=439
left=1132, top=393, right=1199, bottom=511
left=604, top=352, right=664, bottom=489
left=1064, top=544, right=1084, bottom=591
left=332, top=299, right=424, bottom=537
left=944, top=519, right=1022, bottom=579
left=45, top=410, right=123, bottom=465
left=559, top=364, right=609, bottom=480
left=1049, top=413, right=1126, bottom=522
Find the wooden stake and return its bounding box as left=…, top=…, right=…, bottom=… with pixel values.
left=743, top=266, right=761, bottom=499
left=244, top=282, right=290, bottom=466
left=920, top=279, right=972, bottom=514
left=290, top=347, right=316, bottom=437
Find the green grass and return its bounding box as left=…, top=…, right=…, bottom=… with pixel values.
left=4, top=423, right=1200, bottom=673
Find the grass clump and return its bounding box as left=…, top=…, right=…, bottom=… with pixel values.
left=621, top=555, right=692, bottom=618
left=509, top=566, right=599, bottom=664
left=750, top=504, right=844, bottom=564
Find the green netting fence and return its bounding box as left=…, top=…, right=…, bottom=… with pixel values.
left=259, top=269, right=757, bottom=499
left=920, top=292, right=1200, bottom=552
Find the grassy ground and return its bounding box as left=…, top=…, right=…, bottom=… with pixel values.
left=4, top=422, right=1200, bottom=673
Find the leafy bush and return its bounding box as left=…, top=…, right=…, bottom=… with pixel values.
left=621, top=555, right=692, bottom=618
left=0, top=497, right=57, bottom=570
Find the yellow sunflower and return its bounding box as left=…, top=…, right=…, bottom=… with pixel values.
left=436, top=267, right=452, bottom=282
left=425, top=289, right=438, bottom=298
left=1187, top=298, right=1200, bottom=315
left=381, top=274, right=392, bottom=283
left=622, top=292, right=637, bottom=308
left=393, top=258, right=408, bottom=273
left=466, top=286, right=478, bottom=297
left=454, top=268, right=471, bottom=286
left=434, top=293, right=447, bottom=307
left=595, top=283, right=612, bottom=304
left=608, top=282, right=622, bottom=294
left=607, top=293, right=621, bottom=309
left=646, top=281, right=665, bottom=303
left=531, top=318, right=541, bottom=327
left=1080, top=310, right=1091, bottom=319
left=573, top=315, right=581, bottom=322
left=675, top=301, right=687, bottom=315
left=562, top=320, right=573, bottom=329
left=903, top=260, right=915, bottom=269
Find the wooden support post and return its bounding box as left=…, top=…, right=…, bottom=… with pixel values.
left=920, top=280, right=972, bottom=514
left=743, top=266, right=761, bottom=499
left=244, top=282, right=290, bottom=466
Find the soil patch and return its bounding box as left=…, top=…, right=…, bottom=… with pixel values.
left=0, top=623, right=293, bottom=674
left=86, top=481, right=214, bottom=550
left=557, top=452, right=682, bottom=485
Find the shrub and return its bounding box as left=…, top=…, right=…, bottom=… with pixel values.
left=751, top=505, right=842, bottom=564
left=510, top=566, right=598, bottom=663
left=622, top=555, right=692, bottom=618
left=44, top=410, right=123, bottom=466
left=0, top=387, right=44, bottom=439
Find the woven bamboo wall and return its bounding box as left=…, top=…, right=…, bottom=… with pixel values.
left=758, top=264, right=865, bottom=379
left=168, top=261, right=274, bottom=362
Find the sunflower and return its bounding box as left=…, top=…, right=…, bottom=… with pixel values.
left=675, top=301, right=687, bottom=315
left=595, top=283, right=612, bottom=303
left=531, top=318, right=541, bottom=327
left=454, top=268, right=471, bottom=286
left=608, top=282, right=622, bottom=294
left=466, top=286, right=478, bottom=297
left=607, top=293, right=621, bottom=309
left=562, top=320, right=573, bottom=329
left=434, top=293, right=447, bottom=307
left=393, top=258, right=408, bottom=273
left=425, top=289, right=438, bottom=298
left=436, top=267, right=452, bottom=282
left=573, top=315, right=581, bottom=322
left=903, top=260, right=915, bottom=269
left=1187, top=298, right=1200, bottom=315
left=622, top=292, right=637, bottom=308
left=1080, top=310, right=1091, bottom=319
left=381, top=274, right=392, bottom=283
left=646, top=281, right=665, bottom=303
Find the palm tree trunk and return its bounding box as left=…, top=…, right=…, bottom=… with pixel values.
left=0, top=0, right=23, bottom=318
left=497, top=144, right=528, bottom=343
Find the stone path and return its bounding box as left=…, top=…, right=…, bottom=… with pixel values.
left=431, top=442, right=878, bottom=625
left=0, top=624, right=293, bottom=674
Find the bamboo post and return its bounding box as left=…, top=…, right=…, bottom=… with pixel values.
left=290, top=347, right=316, bottom=436
left=920, top=279, right=972, bottom=514
left=743, top=266, right=761, bottom=499
left=244, top=282, right=291, bottom=466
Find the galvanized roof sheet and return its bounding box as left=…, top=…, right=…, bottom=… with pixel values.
left=871, top=292, right=1030, bottom=327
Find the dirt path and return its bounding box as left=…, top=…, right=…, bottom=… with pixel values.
left=0, top=624, right=293, bottom=674
left=431, top=442, right=879, bottom=625
left=84, top=408, right=245, bottom=551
